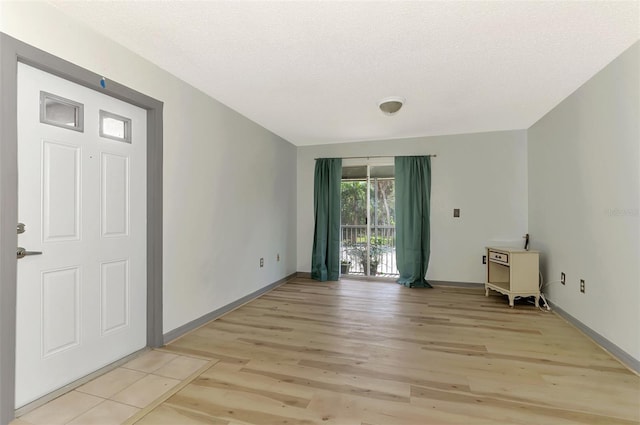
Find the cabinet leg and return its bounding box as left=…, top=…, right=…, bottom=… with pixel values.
left=485, top=287, right=489, bottom=297
left=508, top=295, right=515, bottom=308
left=535, top=295, right=540, bottom=308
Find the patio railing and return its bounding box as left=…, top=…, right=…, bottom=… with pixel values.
left=340, top=224, right=398, bottom=277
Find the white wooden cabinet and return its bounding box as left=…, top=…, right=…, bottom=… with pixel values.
left=485, top=247, right=540, bottom=308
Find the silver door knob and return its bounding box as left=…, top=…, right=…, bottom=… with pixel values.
left=17, top=247, right=42, bottom=259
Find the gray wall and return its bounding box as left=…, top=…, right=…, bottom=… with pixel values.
left=528, top=42, right=639, bottom=361
left=0, top=1, right=298, bottom=335
left=297, top=130, right=529, bottom=283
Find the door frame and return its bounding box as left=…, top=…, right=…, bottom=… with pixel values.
left=341, top=158, right=395, bottom=277
left=0, top=33, right=164, bottom=424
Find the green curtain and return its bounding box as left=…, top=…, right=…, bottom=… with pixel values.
left=311, top=158, right=342, bottom=281
left=395, top=156, right=432, bottom=288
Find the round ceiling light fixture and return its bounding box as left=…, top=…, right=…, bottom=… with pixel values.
left=378, top=97, right=405, bottom=116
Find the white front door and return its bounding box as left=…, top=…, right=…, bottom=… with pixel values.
left=15, top=63, right=147, bottom=408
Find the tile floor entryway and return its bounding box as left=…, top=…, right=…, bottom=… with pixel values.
left=12, top=350, right=211, bottom=425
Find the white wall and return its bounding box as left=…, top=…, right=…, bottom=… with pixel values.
left=0, top=1, right=297, bottom=334
left=528, top=42, right=639, bottom=361
left=297, top=130, right=529, bottom=283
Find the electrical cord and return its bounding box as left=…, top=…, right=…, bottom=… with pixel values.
left=539, top=293, right=550, bottom=312
left=536, top=271, right=557, bottom=312
left=515, top=295, right=550, bottom=312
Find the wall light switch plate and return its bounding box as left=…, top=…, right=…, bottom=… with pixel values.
left=453, top=208, right=460, bottom=218
left=580, top=279, right=585, bottom=293
left=260, top=258, right=264, bottom=267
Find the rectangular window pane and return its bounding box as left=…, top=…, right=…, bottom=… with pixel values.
left=370, top=165, right=394, bottom=179
left=99, top=110, right=131, bottom=143
left=40, top=92, right=84, bottom=132
left=45, top=99, right=76, bottom=126
left=103, top=117, right=125, bottom=139
left=342, top=166, right=367, bottom=180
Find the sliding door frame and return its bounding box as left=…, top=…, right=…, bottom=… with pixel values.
left=341, top=158, right=395, bottom=277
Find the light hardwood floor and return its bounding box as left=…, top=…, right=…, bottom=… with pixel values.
left=132, top=277, right=640, bottom=425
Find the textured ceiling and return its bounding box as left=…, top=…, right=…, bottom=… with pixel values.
left=50, top=1, right=639, bottom=146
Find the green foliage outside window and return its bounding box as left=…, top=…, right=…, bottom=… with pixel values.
left=340, top=178, right=396, bottom=275
left=340, top=179, right=395, bottom=226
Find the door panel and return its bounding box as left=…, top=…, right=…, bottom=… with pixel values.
left=42, top=267, right=80, bottom=356
left=42, top=141, right=81, bottom=241
left=16, top=63, right=147, bottom=407
left=100, top=259, right=129, bottom=335
left=101, top=153, right=129, bottom=237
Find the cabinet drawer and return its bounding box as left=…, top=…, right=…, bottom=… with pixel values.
left=489, top=250, right=509, bottom=265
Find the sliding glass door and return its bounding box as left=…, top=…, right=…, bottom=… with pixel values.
left=340, top=163, right=397, bottom=277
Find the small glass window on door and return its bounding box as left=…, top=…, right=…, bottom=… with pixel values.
left=40, top=91, right=84, bottom=132
left=99, top=110, right=131, bottom=143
